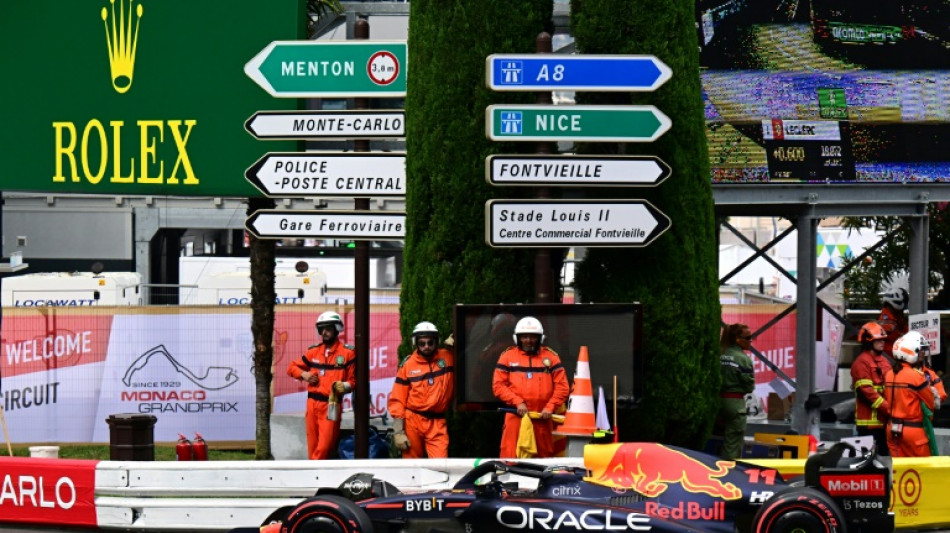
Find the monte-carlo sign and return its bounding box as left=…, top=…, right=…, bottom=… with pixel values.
left=1, top=0, right=303, bottom=196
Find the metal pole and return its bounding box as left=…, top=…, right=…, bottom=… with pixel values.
left=908, top=209, right=929, bottom=314
left=792, top=214, right=817, bottom=437
left=352, top=16, right=370, bottom=459
left=534, top=32, right=555, bottom=303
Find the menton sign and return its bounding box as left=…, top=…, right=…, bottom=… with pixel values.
left=1, top=0, right=302, bottom=196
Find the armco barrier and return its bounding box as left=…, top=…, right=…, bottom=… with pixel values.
left=3, top=455, right=950, bottom=530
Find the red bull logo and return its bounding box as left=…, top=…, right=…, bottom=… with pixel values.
left=585, top=443, right=742, bottom=500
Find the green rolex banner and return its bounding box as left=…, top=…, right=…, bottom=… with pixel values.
left=2, top=0, right=304, bottom=196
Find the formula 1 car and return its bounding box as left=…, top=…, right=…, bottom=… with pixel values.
left=240, top=441, right=894, bottom=533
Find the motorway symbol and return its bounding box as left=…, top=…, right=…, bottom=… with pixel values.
left=487, top=54, right=672, bottom=92
left=486, top=105, right=671, bottom=142
left=486, top=155, right=671, bottom=187
left=245, top=152, right=406, bottom=198
left=245, top=210, right=405, bottom=240
left=486, top=199, right=671, bottom=248
left=244, top=41, right=407, bottom=97
left=245, top=111, right=405, bottom=139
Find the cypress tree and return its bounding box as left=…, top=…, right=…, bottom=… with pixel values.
left=403, top=0, right=553, bottom=456
left=571, top=0, right=721, bottom=448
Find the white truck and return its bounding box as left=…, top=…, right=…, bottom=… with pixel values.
left=1, top=271, right=143, bottom=307
left=188, top=269, right=328, bottom=305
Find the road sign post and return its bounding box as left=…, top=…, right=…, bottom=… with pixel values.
left=245, top=110, right=405, bottom=139
left=245, top=41, right=407, bottom=97
left=487, top=54, right=672, bottom=92
left=486, top=155, right=671, bottom=186
left=486, top=200, right=671, bottom=248
left=244, top=26, right=409, bottom=458
left=245, top=152, right=406, bottom=197
left=486, top=105, right=671, bottom=142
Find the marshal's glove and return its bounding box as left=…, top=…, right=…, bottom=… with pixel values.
left=932, top=387, right=942, bottom=410
left=392, top=418, right=410, bottom=451
left=878, top=400, right=890, bottom=419
left=332, top=381, right=351, bottom=395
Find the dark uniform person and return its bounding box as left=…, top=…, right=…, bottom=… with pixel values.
left=718, top=323, right=756, bottom=460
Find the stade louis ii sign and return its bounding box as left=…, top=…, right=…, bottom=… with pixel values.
left=1, top=1, right=301, bottom=196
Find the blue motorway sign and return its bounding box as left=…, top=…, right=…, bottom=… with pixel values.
left=486, top=54, right=672, bottom=92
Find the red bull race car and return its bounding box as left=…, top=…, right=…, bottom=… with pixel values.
left=238, top=441, right=893, bottom=533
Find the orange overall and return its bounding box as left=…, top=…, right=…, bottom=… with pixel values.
left=287, top=342, right=356, bottom=459
left=851, top=349, right=892, bottom=454
left=387, top=348, right=455, bottom=458
left=884, top=364, right=936, bottom=457
left=492, top=346, right=569, bottom=458
left=923, top=366, right=948, bottom=404
left=852, top=350, right=891, bottom=424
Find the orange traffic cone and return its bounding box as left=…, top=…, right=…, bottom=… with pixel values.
left=554, top=346, right=598, bottom=437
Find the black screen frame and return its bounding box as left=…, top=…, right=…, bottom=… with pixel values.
left=452, top=303, right=643, bottom=411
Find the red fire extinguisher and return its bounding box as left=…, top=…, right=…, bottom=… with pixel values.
left=176, top=433, right=193, bottom=461
left=192, top=432, right=208, bottom=461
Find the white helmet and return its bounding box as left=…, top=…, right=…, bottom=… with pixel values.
left=513, top=316, right=545, bottom=344
left=880, top=275, right=909, bottom=311
left=893, top=331, right=928, bottom=365
left=411, top=321, right=439, bottom=344
left=316, top=311, right=344, bottom=333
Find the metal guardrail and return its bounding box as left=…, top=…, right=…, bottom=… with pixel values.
left=92, top=458, right=582, bottom=530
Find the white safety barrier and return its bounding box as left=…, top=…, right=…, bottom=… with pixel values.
left=93, top=458, right=584, bottom=530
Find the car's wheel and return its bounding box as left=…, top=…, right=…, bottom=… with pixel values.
left=751, top=487, right=846, bottom=533
left=260, top=506, right=294, bottom=527
left=282, top=494, right=375, bottom=533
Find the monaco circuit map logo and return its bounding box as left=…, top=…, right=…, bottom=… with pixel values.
left=122, top=345, right=239, bottom=390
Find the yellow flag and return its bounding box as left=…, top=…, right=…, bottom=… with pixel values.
left=516, top=415, right=537, bottom=458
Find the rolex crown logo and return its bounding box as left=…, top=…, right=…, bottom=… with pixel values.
left=101, top=0, right=144, bottom=94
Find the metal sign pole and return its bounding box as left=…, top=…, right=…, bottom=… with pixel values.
left=534, top=32, right=555, bottom=304
left=353, top=16, right=371, bottom=459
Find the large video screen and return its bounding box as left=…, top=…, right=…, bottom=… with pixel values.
left=453, top=303, right=643, bottom=410
left=699, top=0, right=950, bottom=183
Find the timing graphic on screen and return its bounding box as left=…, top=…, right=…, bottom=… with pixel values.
left=698, top=0, right=950, bottom=183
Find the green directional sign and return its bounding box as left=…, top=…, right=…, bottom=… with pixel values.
left=245, top=41, right=408, bottom=98
left=486, top=105, right=671, bottom=142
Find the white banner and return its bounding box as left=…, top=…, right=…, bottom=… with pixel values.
left=910, top=312, right=941, bottom=355
left=1, top=307, right=401, bottom=444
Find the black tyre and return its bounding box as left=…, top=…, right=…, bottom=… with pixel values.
left=282, top=494, right=375, bottom=533
left=260, top=506, right=294, bottom=527
left=751, top=487, right=846, bottom=533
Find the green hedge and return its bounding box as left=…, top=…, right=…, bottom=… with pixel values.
left=403, top=0, right=553, bottom=457
left=571, top=0, right=721, bottom=448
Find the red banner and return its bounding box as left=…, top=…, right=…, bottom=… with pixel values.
left=0, top=458, right=99, bottom=527
left=722, top=305, right=797, bottom=384
left=1, top=311, right=113, bottom=378
left=271, top=309, right=401, bottom=397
